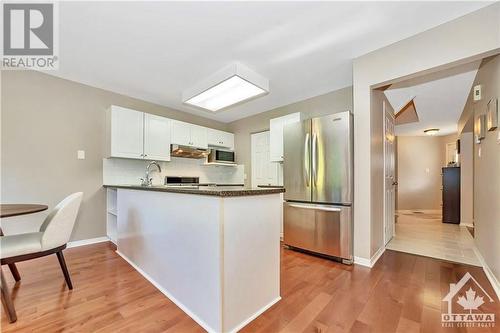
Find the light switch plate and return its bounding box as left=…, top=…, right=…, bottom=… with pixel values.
left=77, top=150, right=85, bottom=160
left=473, top=85, right=482, bottom=101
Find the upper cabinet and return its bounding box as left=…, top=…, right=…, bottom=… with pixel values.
left=107, top=106, right=145, bottom=159
left=207, top=128, right=234, bottom=150
left=106, top=105, right=235, bottom=161
left=106, top=105, right=171, bottom=161
left=269, top=112, right=302, bottom=162
left=171, top=121, right=208, bottom=149
left=144, top=113, right=172, bottom=161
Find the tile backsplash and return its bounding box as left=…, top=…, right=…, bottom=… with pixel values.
left=103, top=157, right=244, bottom=185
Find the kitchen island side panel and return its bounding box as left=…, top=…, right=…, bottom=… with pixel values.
left=117, top=189, right=223, bottom=332
left=222, top=194, right=282, bottom=332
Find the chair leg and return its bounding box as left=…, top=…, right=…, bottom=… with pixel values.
left=1, top=267, right=17, bottom=323
left=8, top=264, right=21, bottom=282
left=56, top=251, right=73, bottom=290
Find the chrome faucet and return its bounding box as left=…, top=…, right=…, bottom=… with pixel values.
left=140, top=161, right=162, bottom=186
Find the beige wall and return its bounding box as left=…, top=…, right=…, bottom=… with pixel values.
left=228, top=87, right=352, bottom=186
left=396, top=135, right=456, bottom=211
left=459, top=55, right=500, bottom=283
left=1, top=70, right=228, bottom=241
left=352, top=3, right=499, bottom=260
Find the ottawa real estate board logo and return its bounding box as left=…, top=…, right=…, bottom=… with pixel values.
left=442, top=272, right=496, bottom=328
left=2, top=2, right=58, bottom=69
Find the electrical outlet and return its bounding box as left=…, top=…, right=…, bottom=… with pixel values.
left=77, top=150, right=85, bottom=160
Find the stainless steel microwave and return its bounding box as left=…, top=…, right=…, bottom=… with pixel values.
left=207, top=149, right=235, bottom=164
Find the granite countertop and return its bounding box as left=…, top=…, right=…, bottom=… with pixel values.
left=103, top=184, right=285, bottom=197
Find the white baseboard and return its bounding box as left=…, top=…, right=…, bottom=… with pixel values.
left=116, top=250, right=217, bottom=333
left=472, top=246, right=500, bottom=300
left=460, top=223, right=474, bottom=228
left=67, top=236, right=109, bottom=248
left=227, top=296, right=281, bottom=333
left=353, top=256, right=371, bottom=267
left=354, top=246, right=386, bottom=268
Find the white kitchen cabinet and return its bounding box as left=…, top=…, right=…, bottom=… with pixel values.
left=106, top=105, right=171, bottom=161
left=144, top=113, right=171, bottom=161
left=269, top=112, right=302, bottom=162
left=207, top=128, right=235, bottom=150
left=108, top=105, right=144, bottom=159
left=171, top=121, right=208, bottom=148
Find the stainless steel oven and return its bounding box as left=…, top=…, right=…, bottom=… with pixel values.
left=207, top=149, right=235, bottom=164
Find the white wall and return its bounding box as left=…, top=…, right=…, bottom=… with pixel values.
left=352, top=3, right=500, bottom=261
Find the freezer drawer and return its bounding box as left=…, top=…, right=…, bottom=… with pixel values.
left=283, top=202, right=352, bottom=260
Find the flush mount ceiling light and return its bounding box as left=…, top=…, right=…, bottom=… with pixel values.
left=183, top=63, right=269, bottom=112
left=424, top=128, right=440, bottom=136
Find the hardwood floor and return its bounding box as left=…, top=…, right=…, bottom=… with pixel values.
left=1, top=242, right=498, bottom=332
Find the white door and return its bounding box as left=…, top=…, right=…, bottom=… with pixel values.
left=251, top=131, right=278, bottom=186
left=110, top=106, right=144, bottom=159
left=383, top=101, right=396, bottom=245
left=144, top=113, right=171, bottom=161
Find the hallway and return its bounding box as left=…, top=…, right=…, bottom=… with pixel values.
left=387, top=211, right=481, bottom=266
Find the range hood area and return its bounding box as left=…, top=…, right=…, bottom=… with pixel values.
left=170, top=144, right=209, bottom=159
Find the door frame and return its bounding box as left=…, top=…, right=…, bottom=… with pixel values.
left=383, top=100, right=396, bottom=245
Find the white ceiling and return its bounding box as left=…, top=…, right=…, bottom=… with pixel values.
left=384, top=61, right=480, bottom=136
left=48, top=1, right=491, bottom=123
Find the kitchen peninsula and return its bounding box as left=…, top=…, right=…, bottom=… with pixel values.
left=104, top=185, right=284, bottom=333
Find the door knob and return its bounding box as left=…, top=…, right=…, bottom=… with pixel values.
left=392, top=181, right=398, bottom=186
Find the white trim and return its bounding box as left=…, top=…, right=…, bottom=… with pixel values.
left=226, top=296, right=281, bottom=333
left=353, top=256, right=371, bottom=267
left=370, top=246, right=386, bottom=267
left=116, top=250, right=218, bottom=333
left=354, top=246, right=386, bottom=268
left=67, top=236, right=109, bottom=248
left=460, top=223, right=474, bottom=228
left=472, top=246, right=500, bottom=300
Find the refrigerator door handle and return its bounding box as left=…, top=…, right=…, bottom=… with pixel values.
left=287, top=203, right=341, bottom=212
left=312, top=133, right=318, bottom=186
left=304, top=133, right=310, bottom=187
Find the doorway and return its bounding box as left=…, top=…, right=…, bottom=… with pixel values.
left=380, top=60, right=482, bottom=266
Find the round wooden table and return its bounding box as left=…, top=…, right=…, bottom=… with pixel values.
left=0, top=204, right=48, bottom=218
left=0, top=203, right=48, bottom=323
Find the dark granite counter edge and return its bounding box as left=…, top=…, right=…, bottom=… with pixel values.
left=103, top=185, right=285, bottom=197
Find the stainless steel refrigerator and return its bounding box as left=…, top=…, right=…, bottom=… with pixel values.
left=283, top=111, right=353, bottom=264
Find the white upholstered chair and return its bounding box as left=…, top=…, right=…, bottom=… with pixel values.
left=0, top=192, right=83, bottom=323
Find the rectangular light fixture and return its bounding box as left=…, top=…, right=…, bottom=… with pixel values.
left=183, top=63, right=269, bottom=112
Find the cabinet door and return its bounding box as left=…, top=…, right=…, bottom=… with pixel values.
left=207, top=129, right=234, bottom=150
left=110, top=106, right=144, bottom=159
left=207, top=128, right=222, bottom=147
left=270, top=113, right=302, bottom=162
left=190, top=125, right=208, bottom=148
left=221, top=131, right=234, bottom=150
left=269, top=118, right=283, bottom=161
left=144, top=113, right=171, bottom=161
left=171, top=121, right=191, bottom=146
